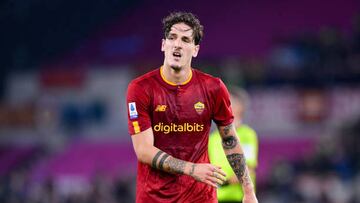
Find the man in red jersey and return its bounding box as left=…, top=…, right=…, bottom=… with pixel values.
left=127, top=12, right=258, bottom=203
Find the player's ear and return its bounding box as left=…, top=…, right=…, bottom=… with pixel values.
left=192, top=45, right=200, bottom=57
left=161, top=39, right=165, bottom=52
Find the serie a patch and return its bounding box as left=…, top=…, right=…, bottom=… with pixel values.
left=128, top=102, right=138, bottom=119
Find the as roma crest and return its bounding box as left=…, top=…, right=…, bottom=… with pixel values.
left=194, top=102, right=205, bottom=114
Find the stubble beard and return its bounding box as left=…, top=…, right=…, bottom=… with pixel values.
left=170, top=65, right=182, bottom=72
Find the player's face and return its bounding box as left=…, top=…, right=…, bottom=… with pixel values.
left=161, top=23, right=200, bottom=71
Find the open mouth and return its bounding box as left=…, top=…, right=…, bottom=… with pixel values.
left=173, top=51, right=182, bottom=59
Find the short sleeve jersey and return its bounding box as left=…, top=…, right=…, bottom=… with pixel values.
left=126, top=67, right=234, bottom=203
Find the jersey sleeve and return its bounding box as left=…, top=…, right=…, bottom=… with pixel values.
left=126, top=81, right=152, bottom=135
left=212, top=79, right=234, bottom=126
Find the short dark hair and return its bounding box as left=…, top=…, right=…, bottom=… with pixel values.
left=162, top=12, right=204, bottom=45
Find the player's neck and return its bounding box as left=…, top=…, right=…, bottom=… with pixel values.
left=161, top=65, right=192, bottom=85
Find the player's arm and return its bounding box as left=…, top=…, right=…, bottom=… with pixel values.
left=131, top=127, right=226, bottom=188
left=227, top=140, right=257, bottom=185
left=227, top=166, right=256, bottom=185
left=217, top=123, right=258, bottom=203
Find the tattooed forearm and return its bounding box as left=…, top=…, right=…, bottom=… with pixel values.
left=226, top=153, right=246, bottom=184
left=165, top=157, right=186, bottom=174
left=158, top=154, right=169, bottom=170
left=222, top=136, right=238, bottom=149
left=220, top=124, right=238, bottom=150
left=222, top=124, right=233, bottom=136
left=220, top=124, right=255, bottom=191
left=151, top=151, right=187, bottom=175
left=242, top=168, right=252, bottom=186
left=152, top=151, right=164, bottom=168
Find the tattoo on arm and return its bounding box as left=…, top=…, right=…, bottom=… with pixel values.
left=242, top=168, right=252, bottom=186
left=222, top=124, right=233, bottom=136
left=158, top=154, right=169, bottom=170
left=165, top=157, right=186, bottom=174
left=222, top=136, right=238, bottom=149
left=151, top=151, right=187, bottom=175
left=152, top=151, right=164, bottom=168
left=189, top=164, right=195, bottom=176
left=189, top=164, right=200, bottom=181
left=226, top=153, right=247, bottom=184
left=219, top=124, right=238, bottom=150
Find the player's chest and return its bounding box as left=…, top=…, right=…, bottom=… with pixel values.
left=150, top=87, right=211, bottom=122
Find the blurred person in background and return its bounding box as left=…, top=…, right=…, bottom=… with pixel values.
left=209, top=87, right=258, bottom=203
left=126, top=12, right=258, bottom=203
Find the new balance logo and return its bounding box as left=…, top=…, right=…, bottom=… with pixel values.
left=155, top=105, right=167, bottom=112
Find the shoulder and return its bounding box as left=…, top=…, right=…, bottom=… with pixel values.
left=127, top=69, right=159, bottom=100
left=193, top=69, right=224, bottom=91
left=193, top=69, right=221, bottom=84
left=128, top=69, right=159, bottom=89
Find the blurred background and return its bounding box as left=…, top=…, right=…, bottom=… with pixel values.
left=1, top=0, right=360, bottom=202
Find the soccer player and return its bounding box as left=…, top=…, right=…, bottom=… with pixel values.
left=126, top=12, right=258, bottom=203
left=209, top=87, right=259, bottom=203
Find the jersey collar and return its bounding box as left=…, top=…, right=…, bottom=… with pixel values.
left=160, top=66, right=193, bottom=86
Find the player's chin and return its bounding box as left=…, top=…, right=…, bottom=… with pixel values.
left=170, top=64, right=183, bottom=72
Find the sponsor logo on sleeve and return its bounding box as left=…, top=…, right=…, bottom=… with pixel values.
left=128, top=102, right=138, bottom=119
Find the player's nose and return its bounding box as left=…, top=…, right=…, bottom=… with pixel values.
left=173, top=38, right=182, bottom=48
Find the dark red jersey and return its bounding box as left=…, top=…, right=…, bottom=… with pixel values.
left=127, top=67, right=233, bottom=203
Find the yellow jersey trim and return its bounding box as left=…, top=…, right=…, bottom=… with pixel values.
left=132, top=121, right=140, bottom=134
left=160, top=66, right=192, bottom=86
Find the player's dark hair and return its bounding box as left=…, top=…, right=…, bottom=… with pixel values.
left=162, top=12, right=204, bottom=45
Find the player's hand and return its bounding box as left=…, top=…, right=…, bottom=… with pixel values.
left=189, top=164, right=226, bottom=188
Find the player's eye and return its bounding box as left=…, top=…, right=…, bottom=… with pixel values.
left=182, top=37, right=191, bottom=43
left=168, top=34, right=176, bottom=40
left=183, top=37, right=191, bottom=43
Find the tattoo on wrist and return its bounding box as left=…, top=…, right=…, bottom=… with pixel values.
left=159, top=154, right=170, bottom=170
left=226, top=153, right=246, bottom=183
left=152, top=151, right=164, bottom=168
left=189, top=164, right=195, bottom=176
left=189, top=164, right=200, bottom=181
left=222, top=136, right=238, bottom=149
left=165, top=157, right=186, bottom=174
